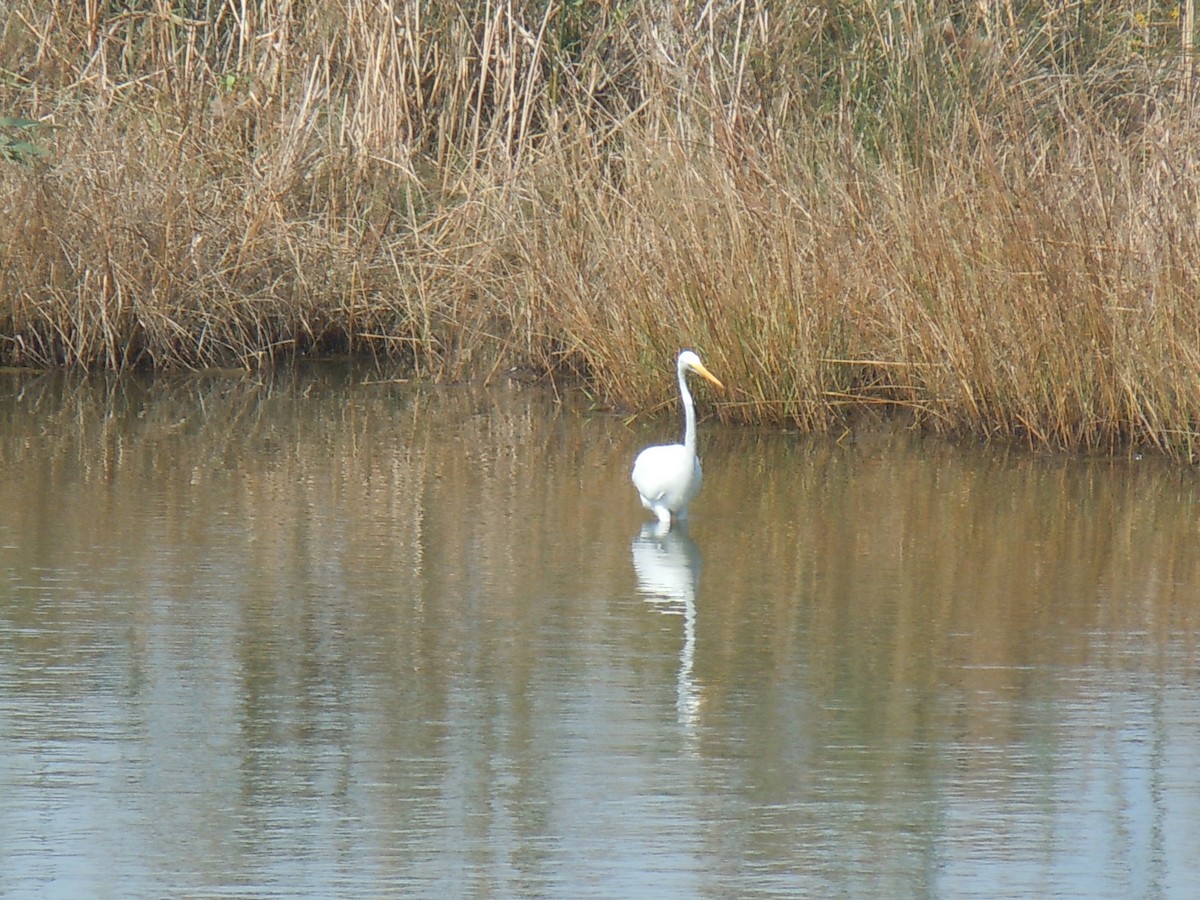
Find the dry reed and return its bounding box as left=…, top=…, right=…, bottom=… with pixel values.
left=2, top=1, right=1200, bottom=456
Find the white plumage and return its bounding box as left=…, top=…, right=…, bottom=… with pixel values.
left=632, top=350, right=723, bottom=529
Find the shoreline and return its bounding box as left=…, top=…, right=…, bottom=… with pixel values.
left=4, top=2, right=1200, bottom=459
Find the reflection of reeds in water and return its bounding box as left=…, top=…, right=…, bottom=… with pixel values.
left=0, top=369, right=651, bottom=803
left=5, top=371, right=1200, bottom=855
left=7, top=371, right=1200, bottom=657
left=7, top=371, right=1200, bottom=680
left=697, top=426, right=1200, bottom=764
left=0, top=368, right=643, bottom=682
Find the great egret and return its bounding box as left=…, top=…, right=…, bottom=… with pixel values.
left=632, top=350, right=723, bottom=528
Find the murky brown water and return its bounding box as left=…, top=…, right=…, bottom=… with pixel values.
left=2, top=365, right=1199, bottom=898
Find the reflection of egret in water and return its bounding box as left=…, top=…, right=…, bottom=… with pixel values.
left=631, top=523, right=702, bottom=731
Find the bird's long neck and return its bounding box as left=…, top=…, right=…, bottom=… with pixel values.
left=679, top=363, right=697, bottom=456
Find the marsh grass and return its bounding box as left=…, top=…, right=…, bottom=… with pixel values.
left=3, top=1, right=1200, bottom=456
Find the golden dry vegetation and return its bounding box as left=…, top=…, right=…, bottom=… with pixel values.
left=3, top=1, right=1200, bottom=456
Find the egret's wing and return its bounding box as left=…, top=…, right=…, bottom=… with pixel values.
left=633, top=444, right=695, bottom=506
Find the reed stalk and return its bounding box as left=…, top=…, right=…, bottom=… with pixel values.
left=2, top=1, right=1199, bottom=456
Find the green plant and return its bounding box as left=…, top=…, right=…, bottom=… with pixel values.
left=0, top=116, right=49, bottom=165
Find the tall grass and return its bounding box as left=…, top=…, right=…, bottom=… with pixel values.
left=2, top=1, right=1200, bottom=456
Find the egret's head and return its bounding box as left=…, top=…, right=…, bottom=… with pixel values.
left=677, top=350, right=724, bottom=389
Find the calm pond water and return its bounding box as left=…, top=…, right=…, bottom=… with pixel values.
left=2, top=365, right=1200, bottom=898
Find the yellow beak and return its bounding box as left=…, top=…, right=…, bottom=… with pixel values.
left=692, top=362, right=724, bottom=390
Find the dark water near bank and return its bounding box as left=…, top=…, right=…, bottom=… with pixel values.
left=2, top=365, right=1200, bottom=898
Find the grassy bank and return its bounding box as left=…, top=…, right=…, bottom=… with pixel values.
left=3, top=1, right=1200, bottom=457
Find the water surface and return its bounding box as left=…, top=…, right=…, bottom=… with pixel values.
left=2, top=366, right=1199, bottom=898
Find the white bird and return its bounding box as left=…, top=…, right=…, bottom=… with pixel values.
left=632, top=350, right=724, bottom=529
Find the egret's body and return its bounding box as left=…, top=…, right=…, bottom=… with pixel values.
left=632, top=350, right=723, bottom=528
